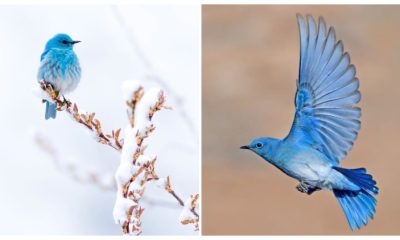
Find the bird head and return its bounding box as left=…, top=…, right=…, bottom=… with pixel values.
left=45, top=33, right=81, bottom=50
left=240, top=137, right=279, bottom=161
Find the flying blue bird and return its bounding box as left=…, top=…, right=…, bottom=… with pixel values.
left=240, top=15, right=378, bottom=231
left=37, top=33, right=81, bottom=120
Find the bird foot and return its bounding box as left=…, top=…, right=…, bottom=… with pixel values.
left=62, top=95, right=71, bottom=107
left=296, top=181, right=321, bottom=195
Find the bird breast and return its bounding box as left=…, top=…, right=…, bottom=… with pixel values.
left=37, top=49, right=81, bottom=94
left=274, top=146, right=333, bottom=186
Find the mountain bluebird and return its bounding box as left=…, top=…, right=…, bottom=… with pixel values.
left=37, top=33, right=81, bottom=120
left=241, top=15, right=378, bottom=231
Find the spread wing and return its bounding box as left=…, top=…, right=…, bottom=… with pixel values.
left=286, top=15, right=361, bottom=164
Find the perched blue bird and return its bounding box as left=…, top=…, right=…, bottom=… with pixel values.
left=241, top=15, right=378, bottom=231
left=37, top=33, right=81, bottom=120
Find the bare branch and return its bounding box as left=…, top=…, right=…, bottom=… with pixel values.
left=39, top=81, right=123, bottom=152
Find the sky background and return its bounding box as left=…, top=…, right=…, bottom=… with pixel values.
left=203, top=5, right=400, bottom=235
left=0, top=5, right=200, bottom=235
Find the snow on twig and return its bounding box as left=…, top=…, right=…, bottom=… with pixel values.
left=36, top=79, right=199, bottom=235
left=114, top=80, right=199, bottom=234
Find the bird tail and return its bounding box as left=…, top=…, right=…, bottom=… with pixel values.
left=45, top=100, right=57, bottom=120
left=332, top=166, right=378, bottom=231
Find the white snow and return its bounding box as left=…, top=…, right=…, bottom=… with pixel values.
left=136, top=154, right=156, bottom=166
left=134, top=88, right=162, bottom=133
left=120, top=126, right=139, bottom=164
left=113, top=83, right=165, bottom=234
left=179, top=197, right=196, bottom=223
left=127, top=178, right=144, bottom=201
left=115, top=161, right=140, bottom=186
left=113, top=192, right=137, bottom=225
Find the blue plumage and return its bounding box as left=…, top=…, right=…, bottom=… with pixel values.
left=241, top=15, right=378, bottom=230
left=37, top=33, right=81, bottom=120
left=45, top=101, right=57, bottom=120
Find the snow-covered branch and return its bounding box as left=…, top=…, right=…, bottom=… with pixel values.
left=36, top=79, right=199, bottom=235
left=114, top=80, right=198, bottom=235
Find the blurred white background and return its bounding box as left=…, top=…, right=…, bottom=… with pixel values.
left=0, top=4, right=200, bottom=235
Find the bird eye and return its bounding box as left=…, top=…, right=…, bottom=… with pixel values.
left=256, top=143, right=263, bottom=148
left=61, top=40, right=68, bottom=44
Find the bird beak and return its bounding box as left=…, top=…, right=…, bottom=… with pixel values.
left=240, top=145, right=250, bottom=150
left=71, top=40, right=81, bottom=44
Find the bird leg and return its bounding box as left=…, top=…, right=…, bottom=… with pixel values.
left=62, top=94, right=72, bottom=107
left=296, top=181, right=321, bottom=195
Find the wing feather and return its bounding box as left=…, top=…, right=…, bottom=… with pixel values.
left=287, top=15, right=361, bottom=164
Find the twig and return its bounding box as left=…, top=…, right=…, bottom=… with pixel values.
left=39, top=81, right=123, bottom=152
